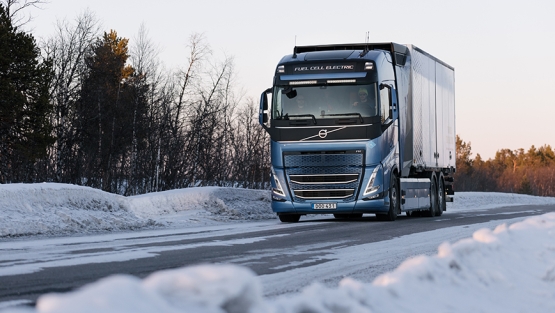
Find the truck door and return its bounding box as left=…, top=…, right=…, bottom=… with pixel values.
left=379, top=83, right=398, bottom=172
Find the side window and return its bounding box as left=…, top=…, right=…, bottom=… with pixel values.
left=380, top=86, right=391, bottom=123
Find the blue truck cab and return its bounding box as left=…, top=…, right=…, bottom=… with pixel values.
left=259, top=43, right=455, bottom=223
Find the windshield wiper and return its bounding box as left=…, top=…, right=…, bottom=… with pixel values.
left=324, top=113, right=364, bottom=123
left=284, top=114, right=317, bottom=125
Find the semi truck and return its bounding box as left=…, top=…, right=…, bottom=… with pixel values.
left=259, top=42, right=455, bottom=222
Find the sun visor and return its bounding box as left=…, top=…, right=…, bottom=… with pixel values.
left=279, top=72, right=368, bottom=82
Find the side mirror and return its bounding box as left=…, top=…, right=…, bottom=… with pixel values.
left=259, top=88, right=272, bottom=128
left=261, top=88, right=271, bottom=110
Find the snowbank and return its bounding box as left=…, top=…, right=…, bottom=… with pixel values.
left=452, top=191, right=555, bottom=212
left=271, top=212, right=555, bottom=313
left=0, top=184, right=150, bottom=237
left=128, top=186, right=273, bottom=222
left=0, top=184, right=273, bottom=237
left=2, top=213, right=554, bottom=313
left=25, top=265, right=268, bottom=313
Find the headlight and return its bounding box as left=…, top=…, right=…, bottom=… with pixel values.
left=271, top=167, right=285, bottom=197
left=363, top=166, right=381, bottom=195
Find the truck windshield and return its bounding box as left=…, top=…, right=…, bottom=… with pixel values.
left=272, top=84, right=378, bottom=120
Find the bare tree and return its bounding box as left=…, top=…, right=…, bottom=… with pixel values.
left=160, top=33, right=211, bottom=188
left=215, top=56, right=242, bottom=185
left=42, top=9, right=101, bottom=183
left=232, top=100, right=270, bottom=189
left=126, top=23, right=166, bottom=195
left=186, top=54, right=237, bottom=186
left=1, top=0, right=46, bottom=28
left=175, top=33, right=210, bottom=132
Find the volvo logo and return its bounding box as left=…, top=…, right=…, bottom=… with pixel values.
left=299, top=126, right=348, bottom=141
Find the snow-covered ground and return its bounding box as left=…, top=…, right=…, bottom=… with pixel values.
left=0, top=183, right=274, bottom=238
left=1, top=183, right=555, bottom=312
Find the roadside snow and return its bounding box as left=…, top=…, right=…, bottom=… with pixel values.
left=0, top=184, right=149, bottom=237
left=128, top=186, right=274, bottom=224
left=1, top=213, right=554, bottom=313
left=270, top=213, right=555, bottom=313
left=1, top=183, right=555, bottom=312
left=0, top=183, right=273, bottom=237
left=451, top=191, right=555, bottom=212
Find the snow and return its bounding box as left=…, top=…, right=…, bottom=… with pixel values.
left=1, top=183, right=555, bottom=312
left=0, top=183, right=273, bottom=237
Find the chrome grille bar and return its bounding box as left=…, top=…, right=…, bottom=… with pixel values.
left=289, top=174, right=358, bottom=185
left=293, top=189, right=355, bottom=200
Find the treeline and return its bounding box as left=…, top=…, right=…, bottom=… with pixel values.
left=0, top=2, right=270, bottom=195
left=455, top=135, right=555, bottom=197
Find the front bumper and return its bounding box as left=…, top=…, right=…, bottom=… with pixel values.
left=271, top=197, right=389, bottom=215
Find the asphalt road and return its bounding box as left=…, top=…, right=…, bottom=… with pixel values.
left=1, top=204, right=554, bottom=306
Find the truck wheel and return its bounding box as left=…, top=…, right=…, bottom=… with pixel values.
left=377, top=175, right=399, bottom=221
left=278, top=214, right=301, bottom=223
left=437, top=177, right=445, bottom=216
left=425, top=175, right=438, bottom=217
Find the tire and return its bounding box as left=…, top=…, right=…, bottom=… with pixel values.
left=377, top=174, right=399, bottom=221
left=278, top=214, right=301, bottom=223
left=437, top=177, right=445, bottom=216
left=425, top=175, right=438, bottom=217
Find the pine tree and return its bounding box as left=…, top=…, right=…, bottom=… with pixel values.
left=0, top=3, right=53, bottom=183
left=76, top=30, right=136, bottom=191
left=454, top=135, right=474, bottom=190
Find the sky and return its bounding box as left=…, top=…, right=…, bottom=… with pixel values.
left=1, top=183, right=555, bottom=312
left=21, top=0, right=555, bottom=160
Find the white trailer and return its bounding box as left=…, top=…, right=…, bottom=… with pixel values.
left=397, top=45, right=456, bottom=214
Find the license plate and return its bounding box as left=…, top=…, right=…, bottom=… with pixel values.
left=313, top=203, right=337, bottom=210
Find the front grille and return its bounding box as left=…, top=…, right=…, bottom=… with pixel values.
left=284, top=152, right=363, bottom=202
left=294, top=189, right=354, bottom=199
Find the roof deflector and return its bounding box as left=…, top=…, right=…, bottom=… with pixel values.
left=293, top=42, right=409, bottom=66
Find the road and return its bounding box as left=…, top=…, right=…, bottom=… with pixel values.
left=1, top=204, right=553, bottom=306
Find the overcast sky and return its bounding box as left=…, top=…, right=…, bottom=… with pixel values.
left=25, top=0, right=555, bottom=160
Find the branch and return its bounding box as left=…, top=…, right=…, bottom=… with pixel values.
left=2, top=0, right=48, bottom=28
